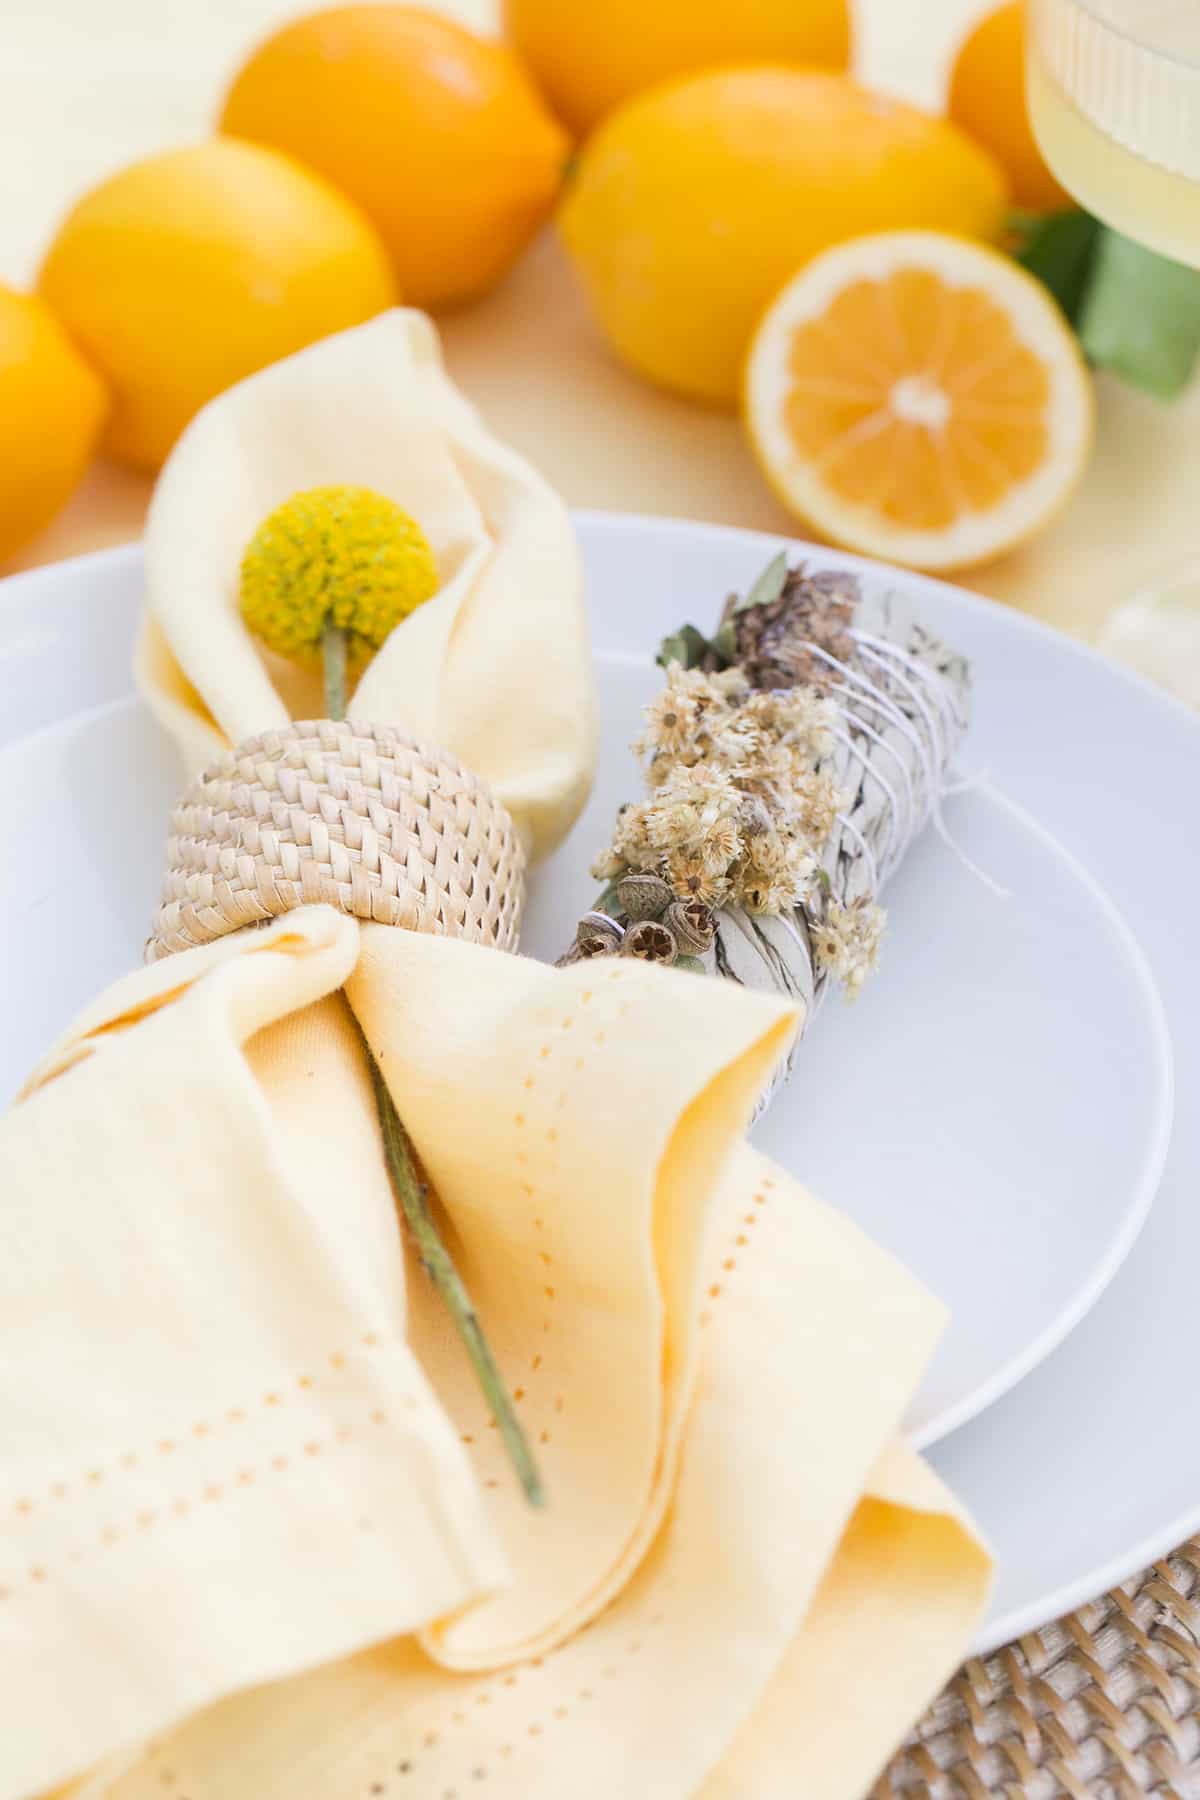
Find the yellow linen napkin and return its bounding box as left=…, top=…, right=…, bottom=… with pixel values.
left=135, top=307, right=595, bottom=858
left=2, top=911, right=500, bottom=1800
left=8, top=912, right=987, bottom=1800
left=703, top=1444, right=988, bottom=1800
left=3, top=312, right=989, bottom=1799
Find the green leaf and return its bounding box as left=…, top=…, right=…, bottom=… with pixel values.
left=1012, top=208, right=1101, bottom=326
left=657, top=623, right=714, bottom=670
left=1076, top=227, right=1200, bottom=398
left=711, top=620, right=737, bottom=662
left=734, top=548, right=788, bottom=613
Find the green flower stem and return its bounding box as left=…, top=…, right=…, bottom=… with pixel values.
left=358, top=1018, right=546, bottom=1509
left=323, top=619, right=348, bottom=722
left=322, top=635, right=542, bottom=1506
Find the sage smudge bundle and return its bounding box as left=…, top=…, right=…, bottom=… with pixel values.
left=565, top=552, right=971, bottom=1100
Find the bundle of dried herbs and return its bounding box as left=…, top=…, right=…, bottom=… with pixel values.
left=564, top=552, right=971, bottom=1097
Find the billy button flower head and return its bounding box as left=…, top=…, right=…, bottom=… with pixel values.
left=239, top=484, right=439, bottom=719
left=238, top=484, right=544, bottom=1508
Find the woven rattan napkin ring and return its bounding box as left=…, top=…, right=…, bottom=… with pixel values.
left=147, top=718, right=526, bottom=962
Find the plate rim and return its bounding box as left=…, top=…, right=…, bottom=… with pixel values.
left=6, top=507, right=1198, bottom=741
left=902, top=777, right=1173, bottom=1453
left=7, top=511, right=1200, bottom=738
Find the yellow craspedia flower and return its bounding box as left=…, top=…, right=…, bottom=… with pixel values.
left=239, top=484, right=438, bottom=663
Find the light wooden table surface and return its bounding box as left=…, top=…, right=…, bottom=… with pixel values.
left=3, top=0, right=1197, bottom=642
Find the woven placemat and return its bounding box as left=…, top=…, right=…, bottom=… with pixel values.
left=877, top=1538, right=1200, bottom=1797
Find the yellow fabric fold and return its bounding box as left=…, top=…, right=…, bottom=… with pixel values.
left=1, top=911, right=505, bottom=1800
left=5, top=911, right=989, bottom=1800
left=349, top=925, right=797, bottom=1668
left=135, top=308, right=596, bottom=859
left=702, top=1442, right=993, bottom=1798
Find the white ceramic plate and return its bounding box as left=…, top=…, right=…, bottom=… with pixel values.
left=0, top=516, right=1190, bottom=1650
left=522, top=659, right=1169, bottom=1452
left=0, top=544, right=1168, bottom=1455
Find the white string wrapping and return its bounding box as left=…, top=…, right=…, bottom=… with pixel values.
left=708, top=584, right=972, bottom=1106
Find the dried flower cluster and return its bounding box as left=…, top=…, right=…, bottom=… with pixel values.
left=810, top=896, right=886, bottom=999
left=592, top=664, right=844, bottom=915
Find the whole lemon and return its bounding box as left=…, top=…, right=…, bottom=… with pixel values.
left=0, top=286, right=107, bottom=564
left=560, top=69, right=1010, bottom=406
left=220, top=5, right=569, bottom=309
left=948, top=1, right=1071, bottom=212
left=38, top=139, right=396, bottom=472
left=503, top=0, right=850, bottom=136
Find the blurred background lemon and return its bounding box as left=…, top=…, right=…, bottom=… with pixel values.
left=502, top=0, right=850, bottom=136
left=560, top=69, right=1009, bottom=405
left=220, top=4, right=569, bottom=308
left=947, top=1, right=1070, bottom=212
left=2, top=0, right=1194, bottom=649
left=37, top=138, right=396, bottom=471
left=0, top=286, right=107, bottom=561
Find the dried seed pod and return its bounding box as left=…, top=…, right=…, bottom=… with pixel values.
left=663, top=897, right=715, bottom=955
left=617, top=871, right=673, bottom=921
left=577, top=934, right=618, bottom=959
left=621, top=919, right=678, bottom=964
left=576, top=911, right=623, bottom=957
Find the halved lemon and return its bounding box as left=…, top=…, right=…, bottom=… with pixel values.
left=744, top=230, right=1093, bottom=572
